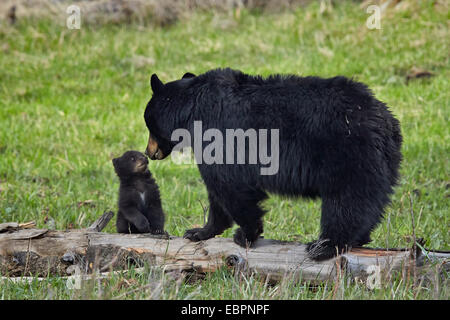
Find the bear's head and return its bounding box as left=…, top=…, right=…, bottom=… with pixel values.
left=143, top=72, right=196, bottom=160
left=112, top=150, right=149, bottom=177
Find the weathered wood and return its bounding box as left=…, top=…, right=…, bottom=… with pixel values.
left=1, top=224, right=448, bottom=286
left=87, top=211, right=114, bottom=232
left=0, top=222, right=20, bottom=233
left=0, top=229, right=88, bottom=276
left=0, top=221, right=35, bottom=233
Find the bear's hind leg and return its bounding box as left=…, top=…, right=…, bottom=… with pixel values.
left=220, top=189, right=267, bottom=248
left=355, top=232, right=372, bottom=247
left=307, top=194, right=384, bottom=261
left=233, top=217, right=264, bottom=248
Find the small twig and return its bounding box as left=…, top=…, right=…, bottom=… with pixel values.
left=113, top=282, right=155, bottom=300
left=331, top=257, right=342, bottom=300
left=408, top=192, right=418, bottom=287
left=24, top=238, right=31, bottom=275
left=19, top=221, right=36, bottom=229
left=99, top=252, right=121, bottom=273
left=197, top=200, right=208, bottom=226
left=88, top=211, right=114, bottom=232
left=385, top=209, right=391, bottom=252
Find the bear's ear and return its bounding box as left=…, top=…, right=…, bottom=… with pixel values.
left=112, top=157, right=119, bottom=168
left=150, top=74, right=164, bottom=93
left=182, top=72, right=196, bottom=79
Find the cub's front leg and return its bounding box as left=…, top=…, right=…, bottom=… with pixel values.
left=119, top=206, right=151, bottom=233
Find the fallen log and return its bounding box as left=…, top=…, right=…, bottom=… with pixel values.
left=0, top=213, right=448, bottom=287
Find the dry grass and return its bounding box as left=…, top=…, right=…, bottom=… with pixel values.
left=3, top=0, right=441, bottom=27
left=0, top=0, right=315, bottom=26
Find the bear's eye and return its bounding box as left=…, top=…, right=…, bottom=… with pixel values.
left=131, top=157, right=135, bottom=161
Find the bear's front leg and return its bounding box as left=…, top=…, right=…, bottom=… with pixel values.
left=220, top=189, right=267, bottom=248
left=183, top=194, right=233, bottom=242
left=306, top=193, right=380, bottom=261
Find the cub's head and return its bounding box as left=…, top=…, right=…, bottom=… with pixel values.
left=144, top=72, right=196, bottom=160
left=112, top=150, right=149, bottom=177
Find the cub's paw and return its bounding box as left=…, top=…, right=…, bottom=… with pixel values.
left=233, top=228, right=259, bottom=248
left=306, top=239, right=347, bottom=261
left=183, top=228, right=214, bottom=242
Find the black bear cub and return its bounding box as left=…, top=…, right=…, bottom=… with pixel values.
left=113, top=150, right=167, bottom=235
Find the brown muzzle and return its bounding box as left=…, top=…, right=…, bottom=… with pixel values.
left=145, top=133, right=164, bottom=160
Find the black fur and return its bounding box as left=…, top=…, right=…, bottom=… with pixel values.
left=144, top=68, right=402, bottom=261
left=113, top=150, right=167, bottom=235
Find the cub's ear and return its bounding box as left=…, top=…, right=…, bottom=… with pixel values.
left=182, top=72, right=196, bottom=79
left=150, top=74, right=164, bottom=93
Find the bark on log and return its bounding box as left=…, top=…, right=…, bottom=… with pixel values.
left=0, top=218, right=448, bottom=286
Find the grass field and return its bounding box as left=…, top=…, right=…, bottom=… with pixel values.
left=0, top=1, right=448, bottom=299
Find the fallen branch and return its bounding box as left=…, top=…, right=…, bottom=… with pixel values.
left=0, top=214, right=448, bottom=287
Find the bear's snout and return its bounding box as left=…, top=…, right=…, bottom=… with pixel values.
left=145, top=133, right=164, bottom=160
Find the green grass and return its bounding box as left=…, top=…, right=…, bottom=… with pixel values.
left=0, top=1, right=449, bottom=299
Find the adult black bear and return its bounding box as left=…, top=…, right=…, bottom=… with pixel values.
left=113, top=150, right=167, bottom=235
left=143, top=68, right=402, bottom=261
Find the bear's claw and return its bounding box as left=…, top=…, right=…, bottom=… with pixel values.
left=233, top=228, right=259, bottom=248
left=306, top=239, right=350, bottom=261
left=183, top=228, right=215, bottom=242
